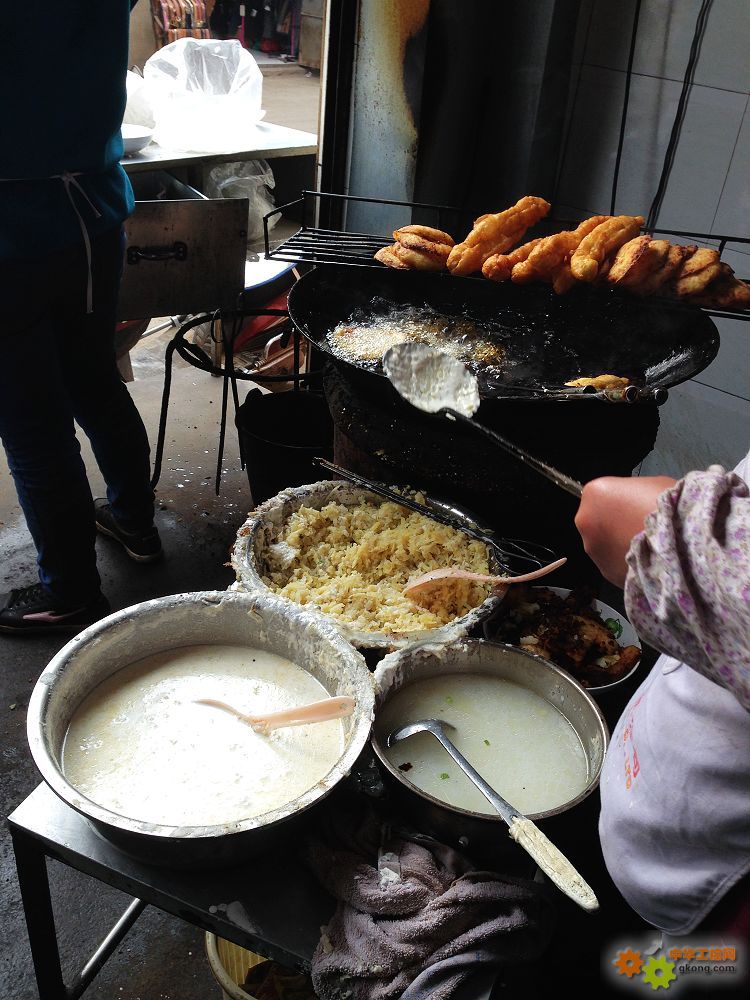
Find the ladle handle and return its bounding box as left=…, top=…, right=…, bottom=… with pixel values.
left=441, top=408, right=583, bottom=499
left=508, top=817, right=599, bottom=913
left=431, top=730, right=598, bottom=913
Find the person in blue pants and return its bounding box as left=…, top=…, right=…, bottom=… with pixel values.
left=0, top=1, right=161, bottom=635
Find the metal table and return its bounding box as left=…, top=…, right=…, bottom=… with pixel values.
left=120, top=122, right=318, bottom=204
left=8, top=783, right=333, bottom=1000
left=120, top=122, right=318, bottom=175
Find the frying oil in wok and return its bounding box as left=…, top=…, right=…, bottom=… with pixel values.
left=328, top=303, right=505, bottom=373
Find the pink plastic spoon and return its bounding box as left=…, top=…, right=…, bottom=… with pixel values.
left=195, top=695, right=356, bottom=735
left=404, top=557, right=567, bottom=599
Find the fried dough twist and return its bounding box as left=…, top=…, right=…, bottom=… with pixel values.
left=481, top=237, right=545, bottom=282
left=510, top=215, right=610, bottom=285
left=570, top=215, right=644, bottom=283
left=447, top=196, right=551, bottom=276
left=375, top=202, right=750, bottom=312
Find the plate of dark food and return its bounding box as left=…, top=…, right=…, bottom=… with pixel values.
left=491, top=585, right=642, bottom=691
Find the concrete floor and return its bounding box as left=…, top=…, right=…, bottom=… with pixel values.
left=1, top=67, right=320, bottom=1000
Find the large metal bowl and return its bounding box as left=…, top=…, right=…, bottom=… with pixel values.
left=370, top=638, right=609, bottom=865
left=230, top=479, right=505, bottom=654
left=26, top=590, right=375, bottom=869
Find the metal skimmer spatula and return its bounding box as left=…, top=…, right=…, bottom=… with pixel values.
left=382, top=342, right=583, bottom=499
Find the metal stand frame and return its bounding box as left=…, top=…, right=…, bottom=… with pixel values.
left=11, top=827, right=147, bottom=1000
left=8, top=783, right=330, bottom=1000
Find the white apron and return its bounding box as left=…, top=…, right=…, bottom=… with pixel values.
left=599, top=652, right=750, bottom=933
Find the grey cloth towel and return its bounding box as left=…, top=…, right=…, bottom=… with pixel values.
left=306, top=803, right=556, bottom=1000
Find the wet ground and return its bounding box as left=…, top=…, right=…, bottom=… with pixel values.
left=1, top=65, right=320, bottom=1000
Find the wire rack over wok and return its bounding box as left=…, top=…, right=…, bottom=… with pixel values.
left=263, top=190, right=750, bottom=323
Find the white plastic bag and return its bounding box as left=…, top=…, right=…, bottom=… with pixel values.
left=204, top=160, right=279, bottom=243
left=144, top=38, right=264, bottom=153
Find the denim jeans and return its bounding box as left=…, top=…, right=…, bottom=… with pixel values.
left=0, top=227, right=154, bottom=607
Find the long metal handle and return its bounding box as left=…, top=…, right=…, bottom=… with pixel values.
left=442, top=409, right=583, bottom=499
left=432, top=731, right=599, bottom=913
left=313, top=458, right=556, bottom=572
left=431, top=730, right=520, bottom=825
left=484, top=384, right=668, bottom=404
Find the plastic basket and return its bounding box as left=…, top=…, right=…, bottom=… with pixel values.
left=205, top=932, right=267, bottom=1000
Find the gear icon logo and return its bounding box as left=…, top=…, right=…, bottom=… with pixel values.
left=642, top=955, right=677, bottom=990
left=614, top=948, right=644, bottom=978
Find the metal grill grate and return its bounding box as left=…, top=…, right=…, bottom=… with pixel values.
left=263, top=191, right=750, bottom=321
left=267, top=225, right=392, bottom=266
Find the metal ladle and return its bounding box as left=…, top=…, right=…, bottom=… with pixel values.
left=382, top=343, right=583, bottom=499
left=387, top=718, right=599, bottom=912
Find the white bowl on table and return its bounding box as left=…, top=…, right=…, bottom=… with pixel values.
left=121, top=123, right=154, bottom=156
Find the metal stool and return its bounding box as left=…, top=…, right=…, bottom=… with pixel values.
left=150, top=262, right=319, bottom=495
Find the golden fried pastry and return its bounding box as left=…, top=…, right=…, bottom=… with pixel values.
left=631, top=242, right=693, bottom=296
left=374, top=244, right=411, bottom=270
left=395, top=231, right=452, bottom=263
left=393, top=242, right=448, bottom=271
left=620, top=238, right=670, bottom=291
left=551, top=258, right=578, bottom=294
left=447, top=196, right=551, bottom=276
left=690, top=263, right=750, bottom=309
left=607, top=235, right=655, bottom=285
left=565, top=375, right=630, bottom=390
left=570, top=215, right=644, bottom=282
left=511, top=215, right=609, bottom=284
left=393, top=225, right=454, bottom=248
left=481, top=237, right=545, bottom=282
left=671, top=247, right=722, bottom=297
left=374, top=225, right=455, bottom=270
left=699, top=279, right=750, bottom=310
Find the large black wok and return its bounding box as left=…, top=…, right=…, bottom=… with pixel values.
left=288, top=264, right=720, bottom=397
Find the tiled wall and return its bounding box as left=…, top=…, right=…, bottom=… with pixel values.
left=556, top=0, right=750, bottom=478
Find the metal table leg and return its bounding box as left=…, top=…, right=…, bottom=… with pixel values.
left=11, top=827, right=147, bottom=1000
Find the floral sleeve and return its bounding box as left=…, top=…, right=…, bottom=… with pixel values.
left=624, top=464, right=750, bottom=712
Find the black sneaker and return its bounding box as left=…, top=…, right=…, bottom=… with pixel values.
left=94, top=500, right=163, bottom=563
left=0, top=584, right=111, bottom=635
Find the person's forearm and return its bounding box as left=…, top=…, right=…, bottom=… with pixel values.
left=575, top=476, right=675, bottom=588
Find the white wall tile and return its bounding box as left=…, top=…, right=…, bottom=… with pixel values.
left=555, top=65, right=628, bottom=216
left=556, top=67, right=746, bottom=230
left=693, top=320, right=750, bottom=402
left=691, top=0, right=750, bottom=93
left=572, top=0, right=595, bottom=70
left=583, top=0, right=639, bottom=74
left=585, top=0, right=750, bottom=93
left=639, top=378, right=750, bottom=477
left=652, top=82, right=746, bottom=231
left=712, top=99, right=750, bottom=240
